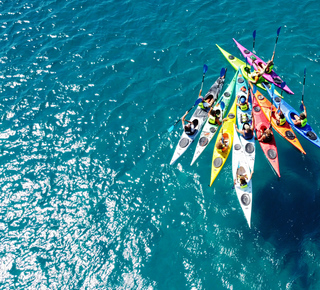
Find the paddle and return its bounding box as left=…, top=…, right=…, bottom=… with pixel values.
left=252, top=83, right=257, bottom=95
left=167, top=64, right=208, bottom=133
left=253, top=30, right=256, bottom=53
left=199, top=64, right=209, bottom=96
left=220, top=101, right=225, bottom=142
left=269, top=83, right=275, bottom=125
left=277, top=82, right=286, bottom=113
left=273, top=26, right=281, bottom=59
left=167, top=97, right=203, bottom=133
left=232, top=160, right=240, bottom=189
left=300, top=67, right=306, bottom=111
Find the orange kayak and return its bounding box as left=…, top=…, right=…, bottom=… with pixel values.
left=249, top=83, right=306, bottom=154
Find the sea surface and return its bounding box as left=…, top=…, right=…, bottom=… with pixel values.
left=1, top=0, right=320, bottom=289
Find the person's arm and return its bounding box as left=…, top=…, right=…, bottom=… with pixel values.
left=247, top=170, right=254, bottom=182
left=208, top=107, right=213, bottom=117
left=271, top=51, right=275, bottom=62
left=182, top=111, right=190, bottom=128
left=302, top=101, right=307, bottom=118
left=235, top=125, right=242, bottom=134
left=251, top=112, right=255, bottom=130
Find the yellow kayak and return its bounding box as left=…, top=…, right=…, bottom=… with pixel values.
left=210, top=95, right=237, bottom=186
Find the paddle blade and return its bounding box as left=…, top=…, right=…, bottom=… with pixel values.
left=167, top=125, right=174, bottom=133
left=252, top=85, right=257, bottom=94
left=299, top=104, right=304, bottom=111
left=271, top=83, right=275, bottom=96
left=277, top=26, right=281, bottom=36
left=220, top=101, right=225, bottom=110
left=203, top=64, right=208, bottom=74
left=304, top=67, right=307, bottom=76
left=253, top=30, right=256, bottom=39
left=220, top=67, right=226, bottom=77
left=194, top=97, right=203, bottom=106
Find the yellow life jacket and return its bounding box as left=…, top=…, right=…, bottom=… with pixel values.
left=301, top=118, right=307, bottom=127
left=279, top=117, right=286, bottom=126
left=217, top=144, right=226, bottom=153
left=240, top=103, right=248, bottom=111
left=266, top=64, right=274, bottom=73
left=208, top=117, right=216, bottom=125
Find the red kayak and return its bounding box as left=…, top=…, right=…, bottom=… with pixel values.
left=251, top=90, right=280, bottom=177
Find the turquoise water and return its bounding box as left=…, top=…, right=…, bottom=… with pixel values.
left=1, top=0, right=320, bottom=289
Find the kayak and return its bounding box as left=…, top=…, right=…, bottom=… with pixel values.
left=191, top=70, right=237, bottom=165
left=216, top=44, right=283, bottom=98
left=252, top=91, right=281, bottom=177
left=232, top=125, right=253, bottom=228
left=249, top=83, right=306, bottom=154
left=263, top=83, right=320, bottom=149
left=233, top=38, right=294, bottom=95
left=210, top=95, right=237, bottom=186
left=170, top=73, right=226, bottom=165
left=235, top=68, right=255, bottom=171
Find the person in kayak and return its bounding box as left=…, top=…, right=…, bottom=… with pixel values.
left=236, top=89, right=249, bottom=111
left=264, top=51, right=275, bottom=74
left=274, top=109, right=286, bottom=126
left=182, top=111, right=198, bottom=135
left=234, top=170, right=254, bottom=189
left=293, top=101, right=307, bottom=127
left=258, top=126, right=273, bottom=143
left=235, top=114, right=255, bottom=140
left=216, top=135, right=228, bottom=152
left=250, top=67, right=265, bottom=84
left=208, top=108, right=222, bottom=125
left=251, top=52, right=275, bottom=75
left=198, top=94, right=215, bottom=110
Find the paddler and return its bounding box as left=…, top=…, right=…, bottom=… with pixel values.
left=207, top=108, right=228, bottom=126
left=216, top=135, right=228, bottom=153
left=258, top=126, right=273, bottom=143
left=182, top=111, right=198, bottom=135
left=236, top=87, right=249, bottom=111
left=198, top=94, right=214, bottom=110
left=234, top=170, right=254, bottom=189
left=293, top=100, right=307, bottom=127
left=235, top=112, right=255, bottom=140
left=274, top=109, right=286, bottom=126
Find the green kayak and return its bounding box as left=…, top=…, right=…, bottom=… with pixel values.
left=216, top=44, right=282, bottom=98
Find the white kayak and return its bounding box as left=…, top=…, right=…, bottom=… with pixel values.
left=235, top=68, right=255, bottom=172
left=170, top=73, right=226, bottom=165
left=190, top=70, right=237, bottom=165
left=232, top=126, right=253, bottom=228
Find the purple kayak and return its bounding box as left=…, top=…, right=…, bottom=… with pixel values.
left=233, top=38, right=294, bottom=95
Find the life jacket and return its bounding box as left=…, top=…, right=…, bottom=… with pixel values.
left=240, top=183, right=248, bottom=189
left=265, top=64, right=274, bottom=74
left=208, top=117, right=216, bottom=125
left=199, top=101, right=210, bottom=110
left=240, top=103, right=248, bottom=111
left=217, top=143, right=227, bottom=153
left=300, top=118, right=307, bottom=127
left=264, top=133, right=272, bottom=142
left=243, top=130, right=253, bottom=140
left=185, top=124, right=195, bottom=135
left=241, top=113, right=248, bottom=123
left=279, top=117, right=286, bottom=126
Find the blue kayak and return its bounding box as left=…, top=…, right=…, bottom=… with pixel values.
left=263, top=83, right=320, bottom=149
